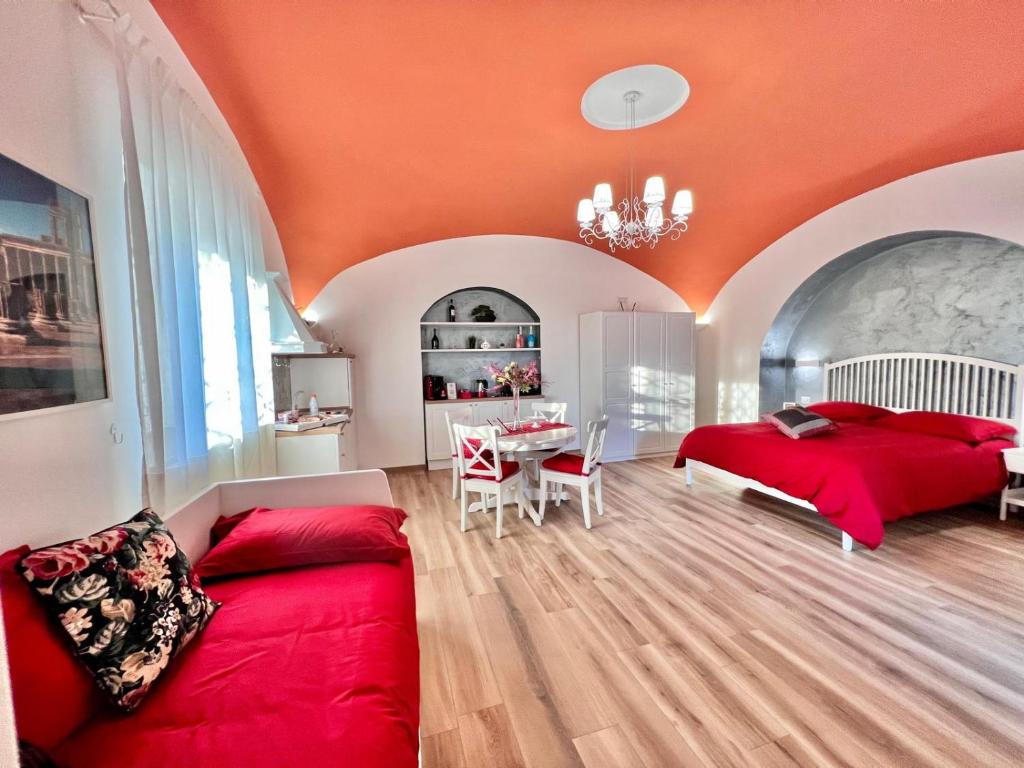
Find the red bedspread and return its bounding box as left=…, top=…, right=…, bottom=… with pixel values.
left=675, top=421, right=1011, bottom=548
left=53, top=557, right=419, bottom=768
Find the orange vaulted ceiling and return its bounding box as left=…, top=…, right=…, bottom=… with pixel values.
left=152, top=0, right=1024, bottom=314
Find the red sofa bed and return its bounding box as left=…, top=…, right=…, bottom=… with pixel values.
left=0, top=470, right=420, bottom=768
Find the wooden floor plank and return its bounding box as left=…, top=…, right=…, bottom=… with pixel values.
left=421, top=728, right=467, bottom=768
left=572, top=725, right=645, bottom=768
left=458, top=704, right=526, bottom=768
left=389, top=459, right=1024, bottom=768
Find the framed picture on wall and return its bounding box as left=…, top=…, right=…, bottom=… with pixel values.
left=0, top=153, right=108, bottom=417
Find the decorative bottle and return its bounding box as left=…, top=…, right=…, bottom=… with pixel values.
left=526, top=325, right=536, bottom=348
left=447, top=299, right=456, bottom=322
left=515, top=326, right=525, bottom=348
left=431, top=329, right=440, bottom=349
left=308, top=393, right=319, bottom=417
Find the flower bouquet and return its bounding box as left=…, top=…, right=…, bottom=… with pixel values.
left=485, top=359, right=541, bottom=428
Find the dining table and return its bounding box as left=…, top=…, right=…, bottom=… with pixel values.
left=466, top=420, right=578, bottom=526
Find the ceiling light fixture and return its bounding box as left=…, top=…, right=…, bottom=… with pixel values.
left=576, top=66, right=693, bottom=252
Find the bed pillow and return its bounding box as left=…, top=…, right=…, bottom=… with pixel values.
left=209, top=507, right=256, bottom=547
left=196, top=504, right=410, bottom=579
left=17, top=510, right=219, bottom=712
left=874, top=410, right=1018, bottom=444
left=763, top=406, right=838, bottom=439
left=0, top=546, right=101, bottom=749
left=806, top=401, right=893, bottom=423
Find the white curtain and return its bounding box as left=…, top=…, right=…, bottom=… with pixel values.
left=113, top=17, right=276, bottom=512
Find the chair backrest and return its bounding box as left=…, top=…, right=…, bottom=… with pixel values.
left=444, top=407, right=474, bottom=457
left=581, top=417, right=610, bottom=474
left=452, top=422, right=504, bottom=481
left=531, top=401, right=567, bottom=423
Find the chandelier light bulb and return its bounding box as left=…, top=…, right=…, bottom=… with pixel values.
left=671, top=189, right=694, bottom=218
left=642, top=176, right=666, bottom=205
left=576, top=198, right=596, bottom=224
left=593, top=183, right=613, bottom=212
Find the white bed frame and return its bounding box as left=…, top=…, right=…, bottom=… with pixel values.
left=0, top=470, right=397, bottom=767
left=686, top=352, right=1024, bottom=551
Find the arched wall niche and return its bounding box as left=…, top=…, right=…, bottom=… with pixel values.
left=420, top=286, right=542, bottom=398
left=758, top=231, right=1024, bottom=411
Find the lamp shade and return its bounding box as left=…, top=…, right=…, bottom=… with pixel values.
left=643, top=176, right=666, bottom=204
left=671, top=189, right=694, bottom=217
left=602, top=210, right=621, bottom=232
left=576, top=198, right=596, bottom=224
left=645, top=205, right=664, bottom=229
left=593, top=183, right=613, bottom=212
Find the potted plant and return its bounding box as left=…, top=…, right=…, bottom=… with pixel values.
left=471, top=304, right=496, bottom=322
left=486, top=360, right=541, bottom=428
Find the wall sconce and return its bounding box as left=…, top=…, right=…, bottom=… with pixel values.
left=794, top=358, right=820, bottom=368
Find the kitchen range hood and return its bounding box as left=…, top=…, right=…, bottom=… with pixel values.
left=268, top=272, right=328, bottom=354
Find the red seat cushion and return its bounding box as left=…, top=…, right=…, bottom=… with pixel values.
left=464, top=460, right=521, bottom=480
left=197, top=505, right=410, bottom=580
left=0, top=546, right=101, bottom=750
left=541, top=452, right=596, bottom=476
left=52, top=558, right=420, bottom=768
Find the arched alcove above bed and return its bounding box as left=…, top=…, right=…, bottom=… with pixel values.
left=759, top=232, right=1024, bottom=411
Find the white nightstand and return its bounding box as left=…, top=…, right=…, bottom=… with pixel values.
left=1001, top=448, right=1024, bottom=521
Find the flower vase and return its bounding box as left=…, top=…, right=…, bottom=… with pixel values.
left=511, top=388, right=521, bottom=429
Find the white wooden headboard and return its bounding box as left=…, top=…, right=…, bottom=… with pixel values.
left=823, top=352, right=1024, bottom=439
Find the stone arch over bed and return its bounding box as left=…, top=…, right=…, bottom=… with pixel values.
left=759, top=231, right=1024, bottom=412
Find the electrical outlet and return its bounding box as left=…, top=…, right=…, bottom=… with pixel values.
left=800, top=396, right=812, bottom=405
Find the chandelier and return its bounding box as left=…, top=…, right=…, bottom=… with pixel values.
left=576, top=90, right=693, bottom=251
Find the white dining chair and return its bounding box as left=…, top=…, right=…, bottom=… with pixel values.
left=444, top=407, right=474, bottom=499
left=531, top=401, right=567, bottom=423
left=537, top=417, right=609, bottom=529
left=453, top=423, right=526, bottom=539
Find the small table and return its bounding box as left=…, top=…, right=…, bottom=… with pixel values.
left=467, top=423, right=577, bottom=526
left=1001, top=447, right=1024, bottom=521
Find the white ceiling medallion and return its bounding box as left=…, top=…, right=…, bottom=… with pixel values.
left=577, top=65, right=693, bottom=252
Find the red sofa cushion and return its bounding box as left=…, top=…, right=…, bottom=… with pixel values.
left=52, top=558, right=420, bottom=768
left=541, top=452, right=597, bottom=476
left=875, top=410, right=1017, bottom=444
left=196, top=505, right=409, bottom=580
left=806, top=401, right=893, bottom=423
left=0, top=546, right=100, bottom=750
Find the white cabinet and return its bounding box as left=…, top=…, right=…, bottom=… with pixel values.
left=579, top=311, right=695, bottom=461
left=423, top=399, right=516, bottom=468
left=275, top=424, right=357, bottom=476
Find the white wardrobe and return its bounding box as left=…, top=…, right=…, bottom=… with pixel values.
left=579, top=311, right=695, bottom=460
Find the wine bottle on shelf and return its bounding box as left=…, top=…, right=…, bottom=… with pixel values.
left=526, top=325, right=536, bottom=348
left=431, top=328, right=440, bottom=349
left=515, top=326, right=525, bottom=348
left=448, top=299, right=456, bottom=322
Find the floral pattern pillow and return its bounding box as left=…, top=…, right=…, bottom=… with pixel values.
left=17, top=510, right=219, bottom=712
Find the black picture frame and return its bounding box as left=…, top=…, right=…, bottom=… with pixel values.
left=0, top=153, right=108, bottom=416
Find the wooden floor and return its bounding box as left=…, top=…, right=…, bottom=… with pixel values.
left=389, top=458, right=1024, bottom=768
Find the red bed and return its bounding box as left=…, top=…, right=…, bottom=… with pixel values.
left=51, top=556, right=420, bottom=768
left=675, top=420, right=1013, bottom=549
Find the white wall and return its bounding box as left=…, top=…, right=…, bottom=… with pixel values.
left=698, top=150, right=1024, bottom=426
left=307, top=235, right=688, bottom=469
left=0, top=0, right=280, bottom=549
left=0, top=2, right=143, bottom=550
